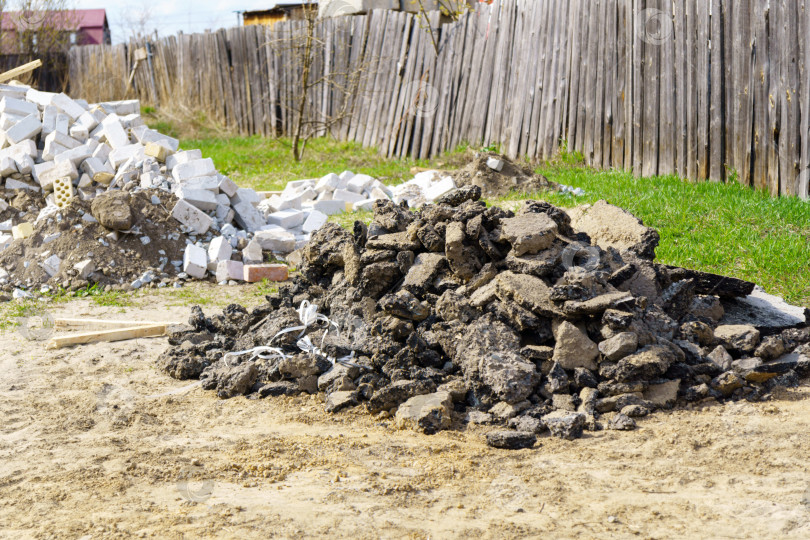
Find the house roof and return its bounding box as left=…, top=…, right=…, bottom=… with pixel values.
left=0, top=9, right=108, bottom=32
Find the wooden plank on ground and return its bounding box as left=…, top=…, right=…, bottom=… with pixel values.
left=47, top=324, right=169, bottom=349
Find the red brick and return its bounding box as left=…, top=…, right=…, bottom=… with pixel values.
left=243, top=264, right=289, bottom=283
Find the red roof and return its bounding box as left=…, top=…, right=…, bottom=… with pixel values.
left=0, top=9, right=107, bottom=32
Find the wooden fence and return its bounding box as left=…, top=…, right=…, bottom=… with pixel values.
left=68, top=0, right=810, bottom=198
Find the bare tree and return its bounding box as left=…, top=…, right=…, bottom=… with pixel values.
left=277, top=1, right=373, bottom=161
left=118, top=2, right=156, bottom=41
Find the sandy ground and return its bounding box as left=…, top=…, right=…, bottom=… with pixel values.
left=1, top=287, right=810, bottom=539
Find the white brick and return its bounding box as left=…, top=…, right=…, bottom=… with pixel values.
left=5, top=178, right=39, bottom=191
left=69, top=124, right=89, bottom=141
left=172, top=158, right=216, bottom=182
left=0, top=113, right=23, bottom=131
left=81, top=157, right=114, bottom=184
left=51, top=93, right=87, bottom=120
left=183, top=244, right=208, bottom=279
left=230, top=187, right=262, bottom=207
left=12, top=153, right=33, bottom=175
left=266, top=209, right=305, bottom=229
left=57, top=144, right=93, bottom=167
left=42, top=139, right=69, bottom=161
left=5, top=114, right=42, bottom=144
left=166, top=149, right=202, bottom=170
left=302, top=210, right=328, bottom=233
left=55, top=113, right=69, bottom=135
left=347, top=173, right=375, bottom=193
left=26, top=88, right=55, bottom=108
left=91, top=142, right=111, bottom=163
left=300, top=188, right=318, bottom=202
left=177, top=187, right=218, bottom=211
left=75, top=110, right=100, bottom=131
left=208, top=236, right=232, bottom=265
left=109, top=144, right=145, bottom=167
left=254, top=228, right=296, bottom=253
left=41, top=254, right=61, bottom=277
left=41, top=105, right=57, bottom=135
left=0, top=96, right=38, bottom=117
left=424, top=176, right=456, bottom=202
left=315, top=173, right=340, bottom=192
left=218, top=176, right=238, bottom=198
left=38, top=160, right=78, bottom=192
left=332, top=188, right=366, bottom=204
left=0, top=156, right=16, bottom=176
left=98, top=99, right=140, bottom=116
left=73, top=259, right=95, bottom=279
left=216, top=260, right=243, bottom=282
left=172, top=199, right=213, bottom=235
left=232, top=200, right=266, bottom=233
left=180, top=175, right=220, bottom=192
left=242, top=239, right=263, bottom=264
left=312, top=200, right=347, bottom=216
left=101, top=116, right=129, bottom=148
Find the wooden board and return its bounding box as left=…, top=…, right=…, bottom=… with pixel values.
left=47, top=324, right=169, bottom=349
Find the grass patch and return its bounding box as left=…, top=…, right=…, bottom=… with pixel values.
left=499, top=164, right=810, bottom=306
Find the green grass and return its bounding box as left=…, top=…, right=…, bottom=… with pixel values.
left=506, top=165, right=810, bottom=306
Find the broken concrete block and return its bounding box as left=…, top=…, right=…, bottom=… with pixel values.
left=231, top=200, right=266, bottom=233
left=41, top=254, right=61, bottom=277
left=254, top=228, right=296, bottom=252
left=216, top=260, right=243, bottom=282
left=395, top=391, right=453, bottom=433
left=74, top=259, right=95, bottom=279
left=302, top=210, right=328, bottom=233
left=172, top=158, right=216, bottom=182
left=177, top=187, right=218, bottom=211
left=266, top=209, right=305, bottom=229
left=6, top=113, right=42, bottom=144
left=172, top=199, right=213, bottom=235
left=183, top=244, right=208, bottom=279
left=243, top=264, right=289, bottom=283
left=568, top=200, right=660, bottom=260
left=424, top=176, right=456, bottom=202
left=553, top=321, right=599, bottom=370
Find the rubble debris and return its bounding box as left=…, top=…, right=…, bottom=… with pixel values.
left=158, top=193, right=810, bottom=443
left=0, top=89, right=305, bottom=291
left=449, top=152, right=558, bottom=198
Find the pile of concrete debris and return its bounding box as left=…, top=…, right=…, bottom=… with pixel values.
left=158, top=190, right=809, bottom=447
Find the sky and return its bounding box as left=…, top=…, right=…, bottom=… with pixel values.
left=72, top=0, right=280, bottom=43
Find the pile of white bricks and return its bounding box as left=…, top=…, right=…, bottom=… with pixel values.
left=0, top=80, right=462, bottom=289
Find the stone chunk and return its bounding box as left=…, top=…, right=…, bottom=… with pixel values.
left=541, top=411, right=586, bottom=440
left=485, top=430, right=537, bottom=450
left=500, top=213, right=558, bottom=256
left=553, top=321, right=599, bottom=370
left=216, top=260, right=243, bottom=282
left=395, top=391, right=453, bottom=434
left=91, top=191, right=133, bottom=231
left=598, top=332, right=639, bottom=362
left=714, top=325, right=760, bottom=355
left=232, top=200, right=266, bottom=233
left=568, top=199, right=660, bottom=259
left=325, top=390, right=358, bottom=413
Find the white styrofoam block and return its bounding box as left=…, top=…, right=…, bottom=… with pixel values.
left=6, top=114, right=42, bottom=144
left=166, top=149, right=202, bottom=170
left=216, top=260, right=243, bottom=282
left=183, top=244, right=208, bottom=279
left=254, top=228, right=296, bottom=253
left=172, top=199, right=213, bottom=235
left=302, top=210, right=328, bottom=234
left=266, top=209, right=305, bottom=229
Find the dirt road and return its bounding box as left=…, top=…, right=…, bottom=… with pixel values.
left=1, top=287, right=809, bottom=539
